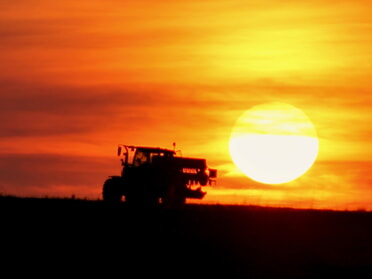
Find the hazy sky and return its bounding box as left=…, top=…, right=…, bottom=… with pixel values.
left=0, top=0, right=371, bottom=210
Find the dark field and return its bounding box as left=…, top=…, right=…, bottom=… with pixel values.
left=2, top=196, right=372, bottom=278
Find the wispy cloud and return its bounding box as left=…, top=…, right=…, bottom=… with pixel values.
left=0, top=153, right=117, bottom=199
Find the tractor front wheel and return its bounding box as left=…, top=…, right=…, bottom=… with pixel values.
left=102, top=177, right=123, bottom=203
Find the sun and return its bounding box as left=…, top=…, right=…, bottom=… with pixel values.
left=229, top=102, right=319, bottom=184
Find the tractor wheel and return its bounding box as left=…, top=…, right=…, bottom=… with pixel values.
left=162, top=183, right=186, bottom=208
left=102, top=177, right=123, bottom=203
left=125, top=190, right=159, bottom=207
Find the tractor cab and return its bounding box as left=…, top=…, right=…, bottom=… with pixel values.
left=134, top=147, right=175, bottom=167
left=117, top=145, right=175, bottom=168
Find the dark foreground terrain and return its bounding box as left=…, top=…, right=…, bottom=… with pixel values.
left=1, top=196, right=372, bottom=278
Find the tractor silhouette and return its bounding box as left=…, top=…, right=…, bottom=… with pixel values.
left=102, top=144, right=217, bottom=207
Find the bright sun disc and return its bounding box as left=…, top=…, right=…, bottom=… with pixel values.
left=229, top=102, right=319, bottom=184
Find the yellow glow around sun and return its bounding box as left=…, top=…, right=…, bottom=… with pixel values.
left=229, top=102, right=319, bottom=184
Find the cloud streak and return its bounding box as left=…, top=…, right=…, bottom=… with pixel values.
left=0, top=153, right=118, bottom=199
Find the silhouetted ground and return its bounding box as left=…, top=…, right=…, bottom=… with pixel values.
left=1, top=195, right=372, bottom=278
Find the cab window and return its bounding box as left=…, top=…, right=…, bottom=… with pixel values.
left=133, top=150, right=149, bottom=166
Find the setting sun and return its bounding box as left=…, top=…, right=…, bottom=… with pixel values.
left=229, top=103, right=319, bottom=184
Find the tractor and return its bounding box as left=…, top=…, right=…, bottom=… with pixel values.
left=102, top=144, right=217, bottom=207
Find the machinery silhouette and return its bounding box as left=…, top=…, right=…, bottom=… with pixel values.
left=102, top=144, right=217, bottom=207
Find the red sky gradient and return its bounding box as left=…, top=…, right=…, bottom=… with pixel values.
left=0, top=0, right=371, bottom=210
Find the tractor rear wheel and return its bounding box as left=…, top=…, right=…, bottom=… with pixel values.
left=162, top=182, right=186, bottom=208
left=125, top=189, right=159, bottom=207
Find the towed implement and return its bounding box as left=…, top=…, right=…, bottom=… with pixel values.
left=102, top=144, right=217, bottom=207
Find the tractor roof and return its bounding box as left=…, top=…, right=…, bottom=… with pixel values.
left=135, top=146, right=176, bottom=155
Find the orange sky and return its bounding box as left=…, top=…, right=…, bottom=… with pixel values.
left=0, top=0, right=371, bottom=210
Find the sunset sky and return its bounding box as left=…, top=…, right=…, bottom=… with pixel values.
left=0, top=0, right=371, bottom=210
